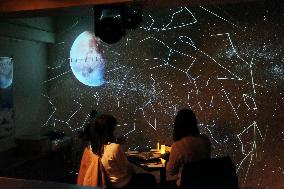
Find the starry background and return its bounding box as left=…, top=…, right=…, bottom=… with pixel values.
left=45, top=1, right=284, bottom=189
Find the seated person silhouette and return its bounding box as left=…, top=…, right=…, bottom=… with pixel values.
left=77, top=114, right=156, bottom=189
left=179, top=156, right=239, bottom=189
left=166, top=109, right=211, bottom=188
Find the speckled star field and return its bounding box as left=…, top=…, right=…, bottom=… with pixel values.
left=43, top=2, right=284, bottom=188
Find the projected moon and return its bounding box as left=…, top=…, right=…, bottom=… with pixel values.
left=0, top=57, right=13, bottom=89
left=70, top=31, right=105, bottom=87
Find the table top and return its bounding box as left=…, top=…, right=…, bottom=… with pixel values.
left=126, top=151, right=166, bottom=171
left=138, top=162, right=165, bottom=171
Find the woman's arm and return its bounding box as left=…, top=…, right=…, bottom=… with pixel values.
left=166, top=143, right=180, bottom=176
left=114, top=144, right=135, bottom=174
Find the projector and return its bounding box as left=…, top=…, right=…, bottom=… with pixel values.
left=94, top=4, right=142, bottom=44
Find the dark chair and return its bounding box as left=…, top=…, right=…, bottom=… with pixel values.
left=179, top=156, right=239, bottom=189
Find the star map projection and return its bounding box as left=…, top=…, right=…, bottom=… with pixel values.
left=43, top=2, right=283, bottom=188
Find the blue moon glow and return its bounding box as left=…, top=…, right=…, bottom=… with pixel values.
left=70, top=31, right=106, bottom=87
left=0, top=57, right=13, bottom=89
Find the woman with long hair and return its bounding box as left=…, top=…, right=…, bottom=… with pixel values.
left=81, top=109, right=98, bottom=147
left=78, top=114, right=156, bottom=189
left=166, top=109, right=211, bottom=187
left=86, top=114, right=133, bottom=188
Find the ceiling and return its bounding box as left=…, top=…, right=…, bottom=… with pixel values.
left=0, top=0, right=260, bottom=17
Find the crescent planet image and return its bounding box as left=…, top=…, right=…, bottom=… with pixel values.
left=0, top=57, right=13, bottom=89
left=70, top=31, right=106, bottom=87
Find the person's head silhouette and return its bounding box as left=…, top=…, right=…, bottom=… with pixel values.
left=89, top=109, right=98, bottom=119
left=89, top=114, right=117, bottom=156
left=173, top=109, right=200, bottom=141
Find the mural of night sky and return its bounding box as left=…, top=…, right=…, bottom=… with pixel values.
left=0, top=57, right=14, bottom=142
left=43, top=1, right=283, bottom=188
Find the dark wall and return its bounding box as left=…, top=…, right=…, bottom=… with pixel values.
left=0, top=17, right=54, bottom=151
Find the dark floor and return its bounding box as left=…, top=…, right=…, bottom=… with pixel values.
left=0, top=148, right=75, bottom=184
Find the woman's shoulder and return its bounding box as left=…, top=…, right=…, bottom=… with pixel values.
left=178, top=136, right=194, bottom=143
left=177, top=135, right=210, bottom=146
left=107, top=142, right=121, bottom=147
left=103, top=143, right=125, bottom=159
left=171, top=136, right=193, bottom=149
left=104, top=143, right=122, bottom=153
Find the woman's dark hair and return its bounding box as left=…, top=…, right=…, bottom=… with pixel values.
left=90, top=109, right=98, bottom=119
left=173, top=109, right=200, bottom=141
left=82, top=124, right=91, bottom=147
left=89, top=114, right=116, bottom=156
left=82, top=110, right=98, bottom=147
